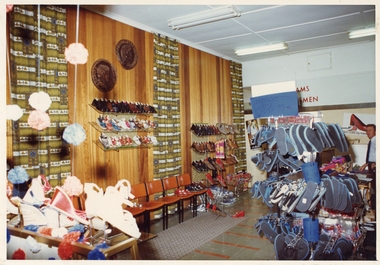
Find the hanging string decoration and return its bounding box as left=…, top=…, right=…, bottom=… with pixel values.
left=62, top=123, right=86, bottom=146
left=65, top=43, right=88, bottom=65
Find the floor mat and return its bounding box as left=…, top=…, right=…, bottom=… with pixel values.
left=121, top=211, right=246, bottom=260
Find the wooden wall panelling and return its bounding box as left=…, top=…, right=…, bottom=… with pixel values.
left=66, top=8, right=155, bottom=189
left=67, top=7, right=233, bottom=188
left=178, top=44, right=192, bottom=174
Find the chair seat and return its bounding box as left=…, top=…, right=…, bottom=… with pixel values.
left=141, top=201, right=165, bottom=211
left=158, top=196, right=181, bottom=204
left=125, top=207, right=145, bottom=216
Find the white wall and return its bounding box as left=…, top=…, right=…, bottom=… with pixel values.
left=242, top=42, right=375, bottom=107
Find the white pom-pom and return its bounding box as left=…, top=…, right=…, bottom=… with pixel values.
left=51, top=227, right=68, bottom=238
left=29, top=91, right=52, bottom=111
left=6, top=105, right=23, bottom=121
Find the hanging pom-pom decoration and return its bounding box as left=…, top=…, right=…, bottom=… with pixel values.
left=12, top=248, right=26, bottom=259
left=6, top=5, right=13, bottom=13
left=63, top=123, right=86, bottom=146
left=62, top=176, right=83, bottom=197
left=6, top=105, right=23, bottom=121
left=7, top=166, right=29, bottom=184
left=28, top=91, right=52, bottom=112
left=65, top=43, right=89, bottom=65
left=28, top=110, right=51, bottom=130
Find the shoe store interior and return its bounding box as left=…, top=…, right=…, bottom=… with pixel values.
left=5, top=3, right=378, bottom=262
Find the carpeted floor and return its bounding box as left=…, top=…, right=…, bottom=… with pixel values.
left=119, top=211, right=246, bottom=260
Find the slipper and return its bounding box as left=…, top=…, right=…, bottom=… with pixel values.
left=297, top=125, right=313, bottom=153
left=331, top=177, right=346, bottom=211
left=259, top=183, right=274, bottom=207
left=320, top=122, right=335, bottom=147
left=333, top=124, right=349, bottom=152
left=335, top=180, right=348, bottom=212
left=312, top=233, right=330, bottom=260
left=332, top=237, right=353, bottom=260
left=286, top=132, right=297, bottom=156
left=283, top=181, right=306, bottom=213
left=348, top=178, right=362, bottom=205
left=327, top=124, right=344, bottom=152
left=271, top=183, right=289, bottom=204
left=308, top=185, right=326, bottom=212
left=304, top=127, right=324, bottom=153
left=275, top=127, right=288, bottom=155
left=322, top=178, right=335, bottom=209
left=313, top=122, right=329, bottom=148
left=296, top=181, right=317, bottom=212
left=260, top=221, right=279, bottom=243
left=289, top=124, right=304, bottom=156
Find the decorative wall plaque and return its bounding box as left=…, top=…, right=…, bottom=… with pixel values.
left=115, top=39, right=138, bottom=70
left=91, top=59, right=117, bottom=92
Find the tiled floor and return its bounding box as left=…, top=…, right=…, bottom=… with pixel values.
left=148, top=189, right=278, bottom=260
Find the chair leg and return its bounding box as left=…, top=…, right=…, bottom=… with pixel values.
left=144, top=211, right=150, bottom=233
left=178, top=201, right=182, bottom=224
left=193, top=196, right=198, bottom=217
left=163, top=206, right=167, bottom=230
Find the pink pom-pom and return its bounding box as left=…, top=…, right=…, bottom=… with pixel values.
left=28, top=110, right=50, bottom=130
left=6, top=5, right=13, bottom=13
left=62, top=176, right=83, bottom=197
left=65, top=43, right=89, bottom=65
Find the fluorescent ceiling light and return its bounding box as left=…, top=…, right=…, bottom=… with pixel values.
left=348, top=28, right=376, bottom=39
left=235, top=43, right=288, bottom=56
left=168, top=6, right=240, bottom=30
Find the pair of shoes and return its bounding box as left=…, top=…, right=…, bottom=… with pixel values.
left=175, top=188, right=191, bottom=197
left=205, top=173, right=214, bottom=185
left=232, top=210, right=245, bottom=218
left=217, top=175, right=227, bottom=187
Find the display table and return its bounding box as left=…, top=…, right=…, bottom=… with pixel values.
left=7, top=226, right=156, bottom=260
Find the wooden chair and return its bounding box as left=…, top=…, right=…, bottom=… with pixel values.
left=177, top=173, right=207, bottom=217
left=130, top=182, right=166, bottom=233
left=162, top=176, right=194, bottom=222
left=146, top=179, right=181, bottom=230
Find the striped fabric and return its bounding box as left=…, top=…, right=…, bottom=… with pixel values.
left=8, top=5, right=70, bottom=187
left=230, top=61, right=246, bottom=172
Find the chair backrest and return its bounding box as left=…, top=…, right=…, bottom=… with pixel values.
left=146, top=179, right=164, bottom=196
left=177, top=173, right=192, bottom=187
left=130, top=182, right=148, bottom=199
left=162, top=176, right=179, bottom=191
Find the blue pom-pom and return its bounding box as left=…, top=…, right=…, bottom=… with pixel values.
left=63, top=123, right=86, bottom=146
left=87, top=248, right=106, bottom=260
left=24, top=225, right=40, bottom=232
left=48, top=257, right=55, bottom=260
left=7, top=228, right=11, bottom=243
left=7, top=166, right=29, bottom=184
left=95, top=242, right=109, bottom=249
left=67, top=224, right=85, bottom=234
